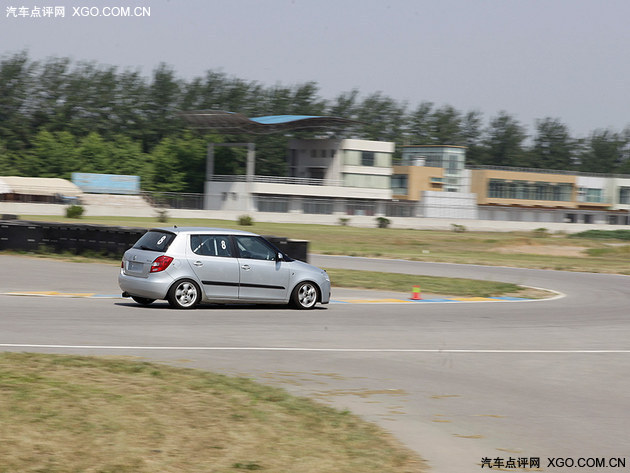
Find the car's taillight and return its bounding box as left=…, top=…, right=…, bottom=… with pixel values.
left=150, top=255, right=173, bottom=273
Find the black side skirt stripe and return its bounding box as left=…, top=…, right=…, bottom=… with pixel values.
left=202, top=281, right=238, bottom=287
left=202, top=281, right=286, bottom=290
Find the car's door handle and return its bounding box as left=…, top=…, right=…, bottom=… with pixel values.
left=241, top=264, right=251, bottom=271
left=193, top=261, right=203, bottom=267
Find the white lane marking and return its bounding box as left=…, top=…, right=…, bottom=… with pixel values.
left=0, top=344, right=628, bottom=353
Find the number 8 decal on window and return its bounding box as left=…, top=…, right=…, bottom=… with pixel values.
left=221, top=240, right=227, bottom=250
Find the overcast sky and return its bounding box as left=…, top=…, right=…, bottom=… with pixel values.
left=2, top=0, right=629, bottom=138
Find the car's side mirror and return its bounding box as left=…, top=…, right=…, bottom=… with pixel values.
left=276, top=252, right=284, bottom=261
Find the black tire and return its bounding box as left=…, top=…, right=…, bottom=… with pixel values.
left=168, top=279, right=201, bottom=309
left=291, top=281, right=318, bottom=310
left=131, top=296, right=155, bottom=306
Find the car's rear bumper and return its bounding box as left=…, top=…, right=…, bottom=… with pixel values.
left=118, top=270, right=174, bottom=300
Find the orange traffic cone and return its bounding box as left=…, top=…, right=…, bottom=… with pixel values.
left=412, top=285, right=422, bottom=300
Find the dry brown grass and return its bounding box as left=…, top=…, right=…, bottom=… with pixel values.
left=0, top=353, right=427, bottom=473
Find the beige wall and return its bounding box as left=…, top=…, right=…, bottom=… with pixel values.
left=470, top=169, right=578, bottom=208
left=392, top=166, right=444, bottom=200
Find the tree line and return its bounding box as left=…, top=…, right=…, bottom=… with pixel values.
left=1, top=51, right=629, bottom=193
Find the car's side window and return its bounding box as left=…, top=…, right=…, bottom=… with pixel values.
left=234, top=236, right=276, bottom=260
left=190, top=235, right=233, bottom=257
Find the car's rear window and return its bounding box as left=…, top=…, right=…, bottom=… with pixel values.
left=132, top=230, right=176, bottom=252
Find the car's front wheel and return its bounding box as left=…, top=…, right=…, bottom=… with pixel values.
left=291, top=281, right=318, bottom=310
left=168, top=279, right=201, bottom=309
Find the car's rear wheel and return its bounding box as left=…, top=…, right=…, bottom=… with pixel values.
left=168, top=279, right=201, bottom=309
left=291, top=281, right=318, bottom=310
left=131, top=296, right=155, bottom=306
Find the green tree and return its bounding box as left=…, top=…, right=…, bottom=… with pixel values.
left=108, top=135, right=152, bottom=182
left=431, top=105, right=464, bottom=145
left=111, top=69, right=148, bottom=141
left=528, top=118, right=576, bottom=170
left=147, top=133, right=207, bottom=192
left=213, top=146, right=247, bottom=176
left=28, top=57, right=71, bottom=133
left=0, top=139, right=17, bottom=175
left=0, top=51, right=35, bottom=148
left=461, top=110, right=484, bottom=165
left=27, top=130, right=78, bottom=177
left=481, top=111, right=527, bottom=166
left=221, top=77, right=263, bottom=116
left=354, top=92, right=407, bottom=142
left=255, top=135, right=289, bottom=176
left=143, top=63, right=182, bottom=150
left=617, top=127, right=630, bottom=174
left=405, top=101, right=434, bottom=145
left=579, top=129, right=627, bottom=173
left=326, top=90, right=360, bottom=137
left=289, top=82, right=326, bottom=115
left=76, top=132, right=111, bottom=173
left=53, top=62, right=121, bottom=138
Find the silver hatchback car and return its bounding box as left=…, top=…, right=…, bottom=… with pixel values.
left=118, top=227, right=331, bottom=309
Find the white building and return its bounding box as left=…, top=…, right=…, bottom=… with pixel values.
left=205, top=138, right=395, bottom=216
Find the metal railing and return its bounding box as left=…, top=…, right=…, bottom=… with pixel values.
left=468, top=165, right=630, bottom=179
left=210, top=175, right=344, bottom=186
left=141, top=192, right=205, bottom=209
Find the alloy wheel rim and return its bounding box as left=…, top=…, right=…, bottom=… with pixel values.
left=299, top=283, right=316, bottom=308
left=176, top=282, right=197, bottom=307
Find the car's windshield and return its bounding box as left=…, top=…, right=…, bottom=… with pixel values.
left=132, top=231, right=176, bottom=252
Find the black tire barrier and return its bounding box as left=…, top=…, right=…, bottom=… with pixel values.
left=264, top=236, right=308, bottom=263
left=0, top=221, right=309, bottom=262
left=0, top=220, right=145, bottom=258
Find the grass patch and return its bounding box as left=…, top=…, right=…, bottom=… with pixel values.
left=325, top=268, right=524, bottom=298
left=585, top=245, right=630, bottom=257
left=0, top=353, right=426, bottom=473
left=570, top=229, right=630, bottom=240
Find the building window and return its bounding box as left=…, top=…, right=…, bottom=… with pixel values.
left=488, top=179, right=572, bottom=202
left=255, top=195, right=289, bottom=213
left=447, top=155, right=460, bottom=174
left=346, top=200, right=376, bottom=216
left=578, top=187, right=604, bottom=203
left=391, top=174, right=408, bottom=195
left=386, top=200, right=416, bottom=217
left=303, top=198, right=333, bottom=215
left=619, top=187, right=630, bottom=205
left=361, top=151, right=375, bottom=166
left=308, top=168, right=325, bottom=180
left=343, top=173, right=390, bottom=189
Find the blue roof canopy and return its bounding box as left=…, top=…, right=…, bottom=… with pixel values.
left=179, top=110, right=356, bottom=134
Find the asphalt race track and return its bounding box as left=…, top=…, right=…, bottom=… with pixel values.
left=1, top=253, right=629, bottom=472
